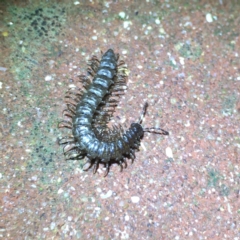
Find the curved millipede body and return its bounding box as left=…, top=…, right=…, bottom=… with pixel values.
left=59, top=49, right=168, bottom=176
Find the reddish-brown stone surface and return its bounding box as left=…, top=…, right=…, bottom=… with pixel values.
left=0, top=0, right=239, bottom=239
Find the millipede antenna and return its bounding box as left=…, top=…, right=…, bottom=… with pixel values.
left=138, top=102, right=169, bottom=135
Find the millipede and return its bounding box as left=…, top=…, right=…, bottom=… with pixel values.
left=58, top=49, right=168, bottom=176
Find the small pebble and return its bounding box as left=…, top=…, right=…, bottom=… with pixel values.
left=50, top=222, right=56, bottom=230
left=100, top=190, right=112, bottom=199
left=58, top=188, right=64, bottom=194
left=131, top=196, right=140, bottom=203
left=119, top=12, right=126, bottom=19
left=31, top=176, right=37, bottom=181
left=166, top=147, right=173, bottom=158
left=45, top=75, right=52, bottom=81
left=155, top=18, right=161, bottom=24
left=206, top=13, right=213, bottom=23
left=0, top=67, right=7, bottom=72
left=179, top=57, right=185, bottom=66
left=170, top=98, right=177, bottom=105
left=123, top=21, right=131, bottom=29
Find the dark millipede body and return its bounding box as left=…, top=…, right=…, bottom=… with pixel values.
left=59, top=49, right=168, bottom=176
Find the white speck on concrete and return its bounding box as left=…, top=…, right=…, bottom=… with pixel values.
left=50, top=222, right=56, bottom=230
left=0, top=67, right=7, bottom=72
left=92, top=36, right=97, bottom=40
left=179, top=57, right=185, bottom=65
left=45, top=75, right=52, bottom=81
left=184, top=120, right=191, bottom=127
left=58, top=188, right=64, bottom=194
left=69, top=84, right=76, bottom=88
left=155, top=18, right=161, bottom=24
left=31, top=175, right=37, bottom=181
left=159, top=27, right=166, bottom=34
left=206, top=13, right=213, bottom=23
left=227, top=203, right=232, bottom=214
left=170, top=56, right=177, bottom=66
left=100, top=190, right=112, bottom=199
left=123, top=21, right=132, bottom=29
left=166, top=147, right=173, bottom=158
left=17, top=121, right=23, bottom=128
left=131, top=196, right=140, bottom=203
left=119, top=12, right=126, bottom=19
left=170, top=98, right=177, bottom=105
left=141, top=142, right=146, bottom=151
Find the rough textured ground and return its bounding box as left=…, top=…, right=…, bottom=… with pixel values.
left=0, top=0, right=239, bottom=239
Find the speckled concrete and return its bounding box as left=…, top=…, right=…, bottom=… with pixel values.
left=0, top=0, right=239, bottom=239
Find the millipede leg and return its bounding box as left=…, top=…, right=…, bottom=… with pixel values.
left=104, top=163, right=110, bottom=177
left=82, top=159, right=93, bottom=171
left=93, top=161, right=99, bottom=174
